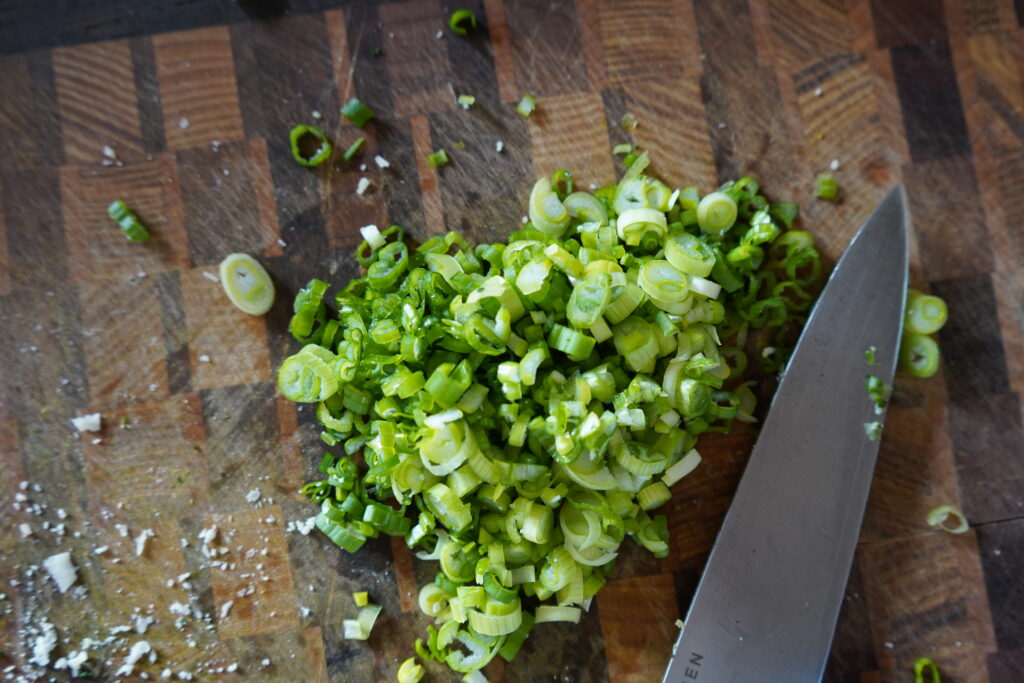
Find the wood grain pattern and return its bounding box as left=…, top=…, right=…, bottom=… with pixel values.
left=0, top=1, right=1021, bottom=681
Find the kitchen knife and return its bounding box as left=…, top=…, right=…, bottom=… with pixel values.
left=663, top=187, right=909, bottom=683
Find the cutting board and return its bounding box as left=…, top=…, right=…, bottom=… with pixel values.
left=1, top=0, right=1022, bottom=681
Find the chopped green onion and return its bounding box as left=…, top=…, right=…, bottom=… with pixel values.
left=535, top=605, right=582, bottom=623
left=900, top=333, right=940, bottom=378
left=342, top=136, right=365, bottom=161
left=448, top=9, right=478, bottom=35
left=863, top=421, right=882, bottom=441
left=814, top=173, right=838, bottom=200
left=457, top=94, right=476, bottom=109
left=696, top=191, right=737, bottom=235
left=864, top=346, right=877, bottom=366
left=289, top=124, right=332, bottom=167
left=107, top=200, right=151, bottom=242
left=926, top=504, right=968, bottom=534
left=341, top=97, right=375, bottom=127
left=278, top=162, right=826, bottom=680
left=612, top=143, right=633, bottom=155
left=428, top=149, right=450, bottom=169
left=516, top=93, right=537, bottom=118
left=619, top=113, right=638, bottom=131
left=913, top=657, right=941, bottom=683
left=905, top=290, right=948, bottom=335
left=398, top=657, right=425, bottom=683
left=343, top=603, right=383, bottom=640
left=865, top=375, right=891, bottom=414
left=219, top=253, right=275, bottom=315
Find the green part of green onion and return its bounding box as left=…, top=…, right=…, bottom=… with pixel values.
left=219, top=253, right=275, bottom=316
left=341, top=97, right=376, bottom=127
left=864, top=345, right=877, bottom=366
left=107, top=200, right=151, bottom=242
left=342, top=137, right=366, bottom=161
left=457, top=94, right=476, bottom=109
left=448, top=9, right=478, bottom=35
left=865, top=374, right=891, bottom=414
left=428, top=149, right=450, bottom=169
left=900, top=333, right=940, bottom=378
left=913, top=658, right=941, bottom=683
left=814, top=173, right=838, bottom=201
left=289, top=124, right=333, bottom=167
left=905, top=289, right=948, bottom=335
left=277, top=163, right=826, bottom=679
left=612, top=143, right=633, bottom=155
left=516, top=93, right=537, bottom=118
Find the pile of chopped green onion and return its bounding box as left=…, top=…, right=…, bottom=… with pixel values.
left=278, top=158, right=823, bottom=679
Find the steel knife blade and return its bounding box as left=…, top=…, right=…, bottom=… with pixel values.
left=663, top=187, right=909, bottom=683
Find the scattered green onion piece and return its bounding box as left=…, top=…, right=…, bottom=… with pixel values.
left=926, top=504, right=968, bottom=534
left=662, top=449, right=701, bottom=487
left=448, top=9, right=478, bottom=35
left=354, top=591, right=369, bottom=607
left=863, top=421, right=882, bottom=441
left=107, top=200, right=151, bottom=242
left=289, top=124, right=332, bottom=167
left=814, top=173, right=838, bottom=200
left=904, top=290, right=948, bottom=335
left=534, top=605, right=582, bottom=624
left=865, top=375, right=891, bottom=414
left=428, top=149, right=450, bottom=169
left=900, top=333, right=940, bottom=378
left=457, top=94, right=476, bottom=109
left=342, top=136, right=366, bottom=161
left=516, top=93, right=537, bottom=118
left=219, top=253, right=275, bottom=315
left=398, top=657, right=425, bottom=683
left=913, top=657, right=941, bottom=683
left=864, top=346, right=877, bottom=366
left=341, top=97, right=375, bottom=127
left=612, top=143, right=633, bottom=155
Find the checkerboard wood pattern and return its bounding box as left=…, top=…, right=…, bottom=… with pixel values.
left=1, top=0, right=1022, bottom=681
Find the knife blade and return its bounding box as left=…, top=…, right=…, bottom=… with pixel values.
left=663, top=187, right=909, bottom=683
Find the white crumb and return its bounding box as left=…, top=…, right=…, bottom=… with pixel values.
left=374, top=155, right=390, bottom=169
left=19, top=523, right=33, bottom=538
left=202, top=271, right=220, bottom=283
left=179, top=117, right=190, bottom=129
left=219, top=600, right=234, bottom=620
left=198, top=354, right=211, bottom=363
left=829, top=158, right=840, bottom=171
left=30, top=620, right=58, bottom=667
left=495, top=140, right=504, bottom=153
left=356, top=177, right=371, bottom=195
left=245, top=488, right=261, bottom=504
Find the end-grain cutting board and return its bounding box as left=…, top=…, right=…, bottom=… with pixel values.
left=1, top=0, right=1022, bottom=681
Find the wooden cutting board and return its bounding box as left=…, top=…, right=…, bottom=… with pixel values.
left=1, top=0, right=1022, bottom=681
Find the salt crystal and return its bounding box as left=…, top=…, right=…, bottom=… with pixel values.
left=116, top=641, right=152, bottom=677
left=71, top=413, right=102, bottom=433
left=43, top=552, right=77, bottom=593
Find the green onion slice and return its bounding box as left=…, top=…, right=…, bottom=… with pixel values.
left=341, top=97, right=375, bottom=127
left=926, top=504, right=968, bottom=534
left=448, top=9, right=478, bottom=35
left=289, top=124, right=332, bottom=167
left=219, top=253, right=275, bottom=315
